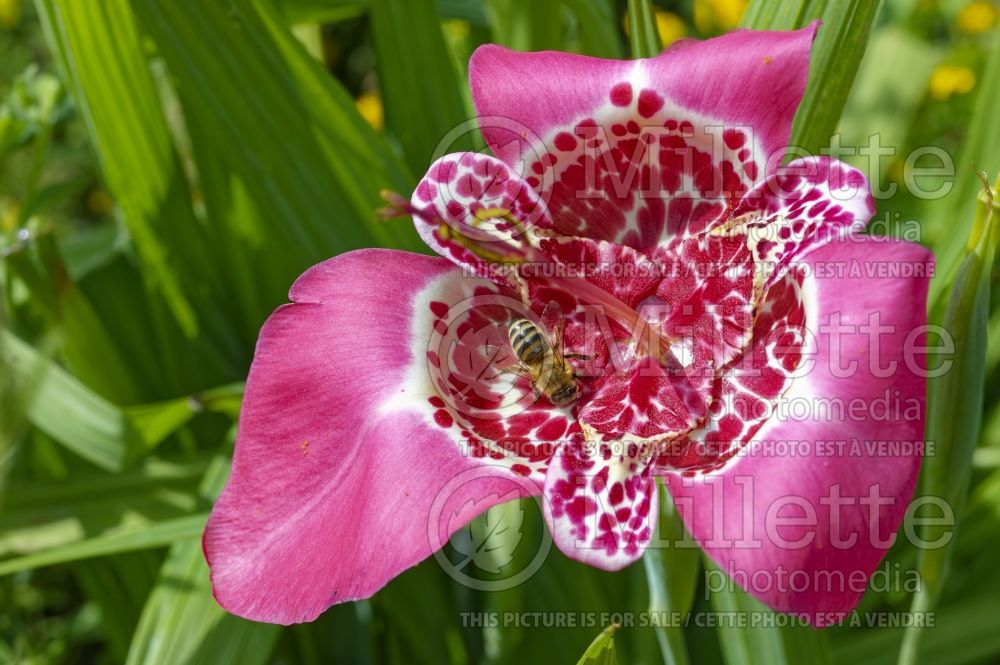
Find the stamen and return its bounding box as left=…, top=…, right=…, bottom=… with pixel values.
left=560, top=276, right=674, bottom=362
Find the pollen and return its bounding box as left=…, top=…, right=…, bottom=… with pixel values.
left=301, top=439, right=310, bottom=456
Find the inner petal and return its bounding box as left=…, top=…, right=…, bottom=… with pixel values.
left=656, top=267, right=808, bottom=475
left=532, top=83, right=762, bottom=252
left=720, top=156, right=875, bottom=289
left=543, top=433, right=659, bottom=570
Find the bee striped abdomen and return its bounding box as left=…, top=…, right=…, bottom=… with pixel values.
left=508, top=318, right=547, bottom=365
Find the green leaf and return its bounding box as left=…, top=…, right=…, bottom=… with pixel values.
left=577, top=624, right=619, bottom=665
left=706, top=558, right=832, bottom=665
left=564, top=0, right=624, bottom=58
left=276, top=0, right=367, bottom=24
left=1, top=330, right=227, bottom=470
left=125, top=455, right=281, bottom=665
left=741, top=0, right=884, bottom=154
left=2, top=329, right=130, bottom=471
left=626, top=0, right=661, bottom=59
left=276, top=0, right=490, bottom=26
left=484, top=0, right=565, bottom=51
left=898, top=177, right=1000, bottom=665
left=832, top=593, right=1000, bottom=665
left=928, top=30, right=1000, bottom=307
left=35, top=0, right=223, bottom=342
left=0, top=456, right=207, bottom=560
left=0, top=513, right=205, bottom=575
left=126, top=0, right=424, bottom=335
left=643, top=481, right=699, bottom=665
left=369, top=0, right=473, bottom=176
left=836, top=26, right=942, bottom=188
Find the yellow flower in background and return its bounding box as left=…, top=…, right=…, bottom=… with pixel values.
left=958, top=1, right=999, bottom=34
left=655, top=10, right=686, bottom=47
left=356, top=91, right=384, bottom=131
left=622, top=9, right=686, bottom=48
left=930, top=65, right=977, bottom=100
left=0, top=0, right=21, bottom=29
left=695, top=0, right=748, bottom=33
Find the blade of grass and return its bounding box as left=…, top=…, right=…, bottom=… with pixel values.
left=36, top=0, right=226, bottom=344
left=627, top=0, right=662, bottom=58
left=126, top=0, right=423, bottom=341
left=897, top=176, right=1000, bottom=665
left=0, top=456, right=207, bottom=560
left=928, top=30, right=1000, bottom=307
left=125, top=454, right=281, bottom=665
left=484, top=0, right=564, bottom=51
left=564, top=0, right=624, bottom=58
left=0, top=513, right=205, bottom=575
left=577, top=625, right=619, bottom=664
left=706, top=558, right=832, bottom=665
left=3, top=329, right=131, bottom=471
left=643, top=480, right=699, bottom=665
left=369, top=0, right=472, bottom=176
left=741, top=0, right=884, bottom=155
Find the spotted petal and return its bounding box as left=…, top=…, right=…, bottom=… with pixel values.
left=721, top=156, right=876, bottom=289
left=663, top=237, right=933, bottom=624
left=543, top=434, right=658, bottom=570
left=469, top=24, right=818, bottom=250
left=205, top=250, right=550, bottom=624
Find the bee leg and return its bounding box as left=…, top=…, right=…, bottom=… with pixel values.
left=564, top=353, right=592, bottom=361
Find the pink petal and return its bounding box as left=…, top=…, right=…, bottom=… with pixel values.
left=662, top=237, right=933, bottom=625
left=578, top=354, right=710, bottom=441
left=205, top=249, right=547, bottom=624
left=658, top=266, right=808, bottom=474
left=654, top=234, right=759, bottom=371
left=412, top=152, right=553, bottom=277
left=726, top=156, right=876, bottom=289
left=469, top=25, right=817, bottom=250
left=543, top=435, right=658, bottom=570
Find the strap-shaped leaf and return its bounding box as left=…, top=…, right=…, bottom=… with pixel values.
left=370, top=0, right=472, bottom=176
left=125, top=456, right=281, bottom=665
left=898, top=178, right=1000, bottom=665
left=742, top=0, right=884, bottom=154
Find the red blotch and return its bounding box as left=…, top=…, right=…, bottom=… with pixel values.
left=637, top=89, right=665, bottom=119
left=554, top=132, right=578, bottom=152
left=610, top=82, right=633, bottom=107
left=723, top=129, right=746, bottom=150
left=433, top=409, right=454, bottom=428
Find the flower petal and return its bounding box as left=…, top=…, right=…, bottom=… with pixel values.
left=654, top=233, right=760, bottom=371
left=205, top=249, right=546, bottom=624
left=412, top=152, right=552, bottom=276
left=658, top=266, right=807, bottom=473
left=724, top=156, right=876, bottom=289
left=578, top=354, right=710, bottom=441
left=543, top=435, right=658, bottom=570
left=663, top=237, right=933, bottom=624
left=469, top=25, right=817, bottom=250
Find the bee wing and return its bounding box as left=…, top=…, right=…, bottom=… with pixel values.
left=541, top=300, right=565, bottom=355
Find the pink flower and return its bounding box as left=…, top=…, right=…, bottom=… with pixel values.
left=205, top=24, right=932, bottom=626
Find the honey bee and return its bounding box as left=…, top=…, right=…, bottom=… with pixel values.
left=505, top=305, right=588, bottom=407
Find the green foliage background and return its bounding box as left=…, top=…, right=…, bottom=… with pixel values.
left=1, top=0, right=999, bottom=663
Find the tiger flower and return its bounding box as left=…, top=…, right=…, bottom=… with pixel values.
left=204, top=23, right=933, bottom=626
